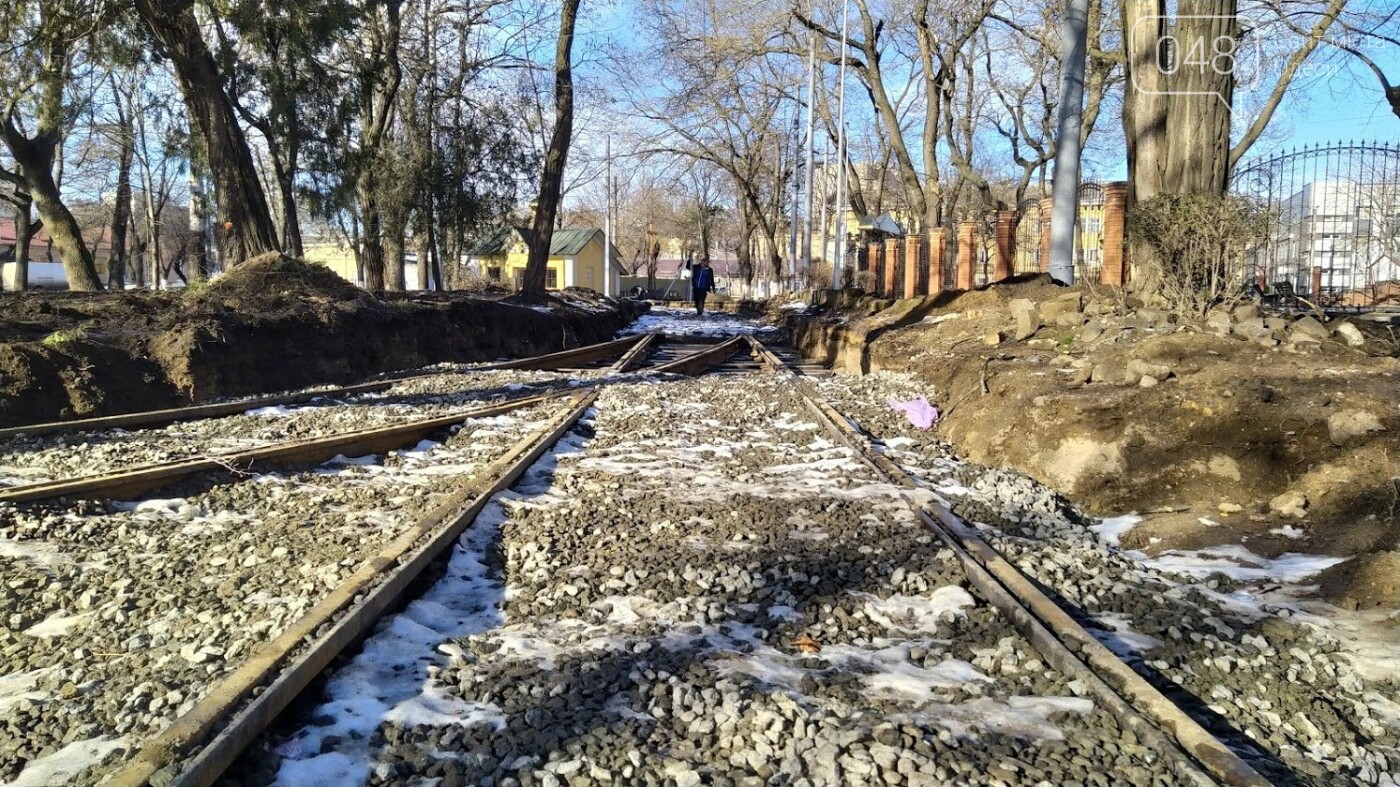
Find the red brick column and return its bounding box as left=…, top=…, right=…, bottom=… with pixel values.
left=1039, top=197, right=1054, bottom=274
left=1101, top=182, right=1129, bottom=286
left=1311, top=266, right=1323, bottom=297
left=956, top=221, right=977, bottom=291
left=994, top=210, right=1016, bottom=281
left=927, top=229, right=946, bottom=293
left=867, top=242, right=881, bottom=291
left=884, top=238, right=900, bottom=297
left=904, top=234, right=922, bottom=299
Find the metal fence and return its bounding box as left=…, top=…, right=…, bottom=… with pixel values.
left=1233, top=140, right=1400, bottom=311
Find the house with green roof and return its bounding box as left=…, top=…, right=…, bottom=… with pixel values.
left=465, top=227, right=626, bottom=295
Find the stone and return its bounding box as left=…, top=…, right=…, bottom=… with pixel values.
left=1139, top=375, right=1159, bottom=388
left=1232, top=321, right=1275, bottom=344
left=1040, top=293, right=1084, bottom=322
left=1126, top=359, right=1172, bottom=381
left=1206, top=311, right=1235, bottom=335
left=1090, top=364, right=1130, bottom=385
left=1326, top=410, right=1385, bottom=446
left=1332, top=321, right=1365, bottom=347
left=1218, top=502, right=1244, bottom=514
left=1010, top=299, right=1040, bottom=341
left=1132, top=307, right=1174, bottom=329
left=1270, top=490, right=1309, bottom=518
left=1290, top=316, right=1331, bottom=341
left=1232, top=303, right=1259, bottom=321
left=1079, top=321, right=1105, bottom=343
left=984, top=331, right=1004, bottom=347
left=1054, top=312, right=1086, bottom=328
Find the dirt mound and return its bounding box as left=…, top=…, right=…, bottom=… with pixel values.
left=793, top=285, right=1400, bottom=566
left=1318, top=552, right=1400, bottom=610
left=188, top=253, right=371, bottom=312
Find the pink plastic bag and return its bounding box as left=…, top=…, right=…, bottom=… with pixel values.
left=887, top=396, right=940, bottom=430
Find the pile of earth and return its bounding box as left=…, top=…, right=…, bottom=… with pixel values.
left=784, top=276, right=1400, bottom=608
left=0, top=254, right=646, bottom=427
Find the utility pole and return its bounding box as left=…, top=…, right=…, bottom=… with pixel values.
left=832, top=0, right=850, bottom=285
left=788, top=114, right=801, bottom=290
left=818, top=136, right=830, bottom=271
left=605, top=135, right=613, bottom=297
left=801, top=0, right=817, bottom=286
left=1048, top=0, right=1090, bottom=285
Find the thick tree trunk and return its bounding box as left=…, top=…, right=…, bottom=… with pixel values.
left=134, top=0, right=278, bottom=265
left=522, top=0, right=581, bottom=297
left=383, top=207, right=407, bottom=292
left=357, top=174, right=385, bottom=291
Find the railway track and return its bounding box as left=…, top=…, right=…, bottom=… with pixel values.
left=1, top=328, right=1389, bottom=786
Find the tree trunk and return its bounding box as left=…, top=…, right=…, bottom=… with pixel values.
left=522, top=0, right=581, bottom=297
left=134, top=0, right=278, bottom=265
left=188, top=168, right=209, bottom=283
left=109, top=115, right=135, bottom=290
left=270, top=152, right=304, bottom=258
left=357, top=173, right=385, bottom=291
left=11, top=198, right=34, bottom=293
left=383, top=205, right=407, bottom=292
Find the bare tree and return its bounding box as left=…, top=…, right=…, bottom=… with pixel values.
left=522, top=0, right=581, bottom=297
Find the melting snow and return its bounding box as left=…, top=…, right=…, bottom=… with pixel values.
left=1089, top=515, right=1141, bottom=547
left=1141, top=545, right=1346, bottom=583
left=4, top=736, right=129, bottom=787
left=620, top=308, right=778, bottom=338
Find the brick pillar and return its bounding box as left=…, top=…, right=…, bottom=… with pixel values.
left=904, top=234, right=922, bottom=299
left=927, top=229, right=946, bottom=293
left=1101, top=182, right=1129, bottom=286
left=994, top=210, right=1016, bottom=281
left=1039, top=197, right=1054, bottom=274
left=956, top=221, right=976, bottom=291
left=867, top=242, right=881, bottom=291
left=1311, top=266, right=1323, bottom=297
left=1256, top=269, right=1268, bottom=292
left=884, top=238, right=900, bottom=297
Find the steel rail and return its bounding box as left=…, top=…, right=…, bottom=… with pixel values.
left=639, top=336, right=746, bottom=376
left=103, top=389, right=599, bottom=787
left=0, top=335, right=644, bottom=441
left=748, top=336, right=1269, bottom=787
left=0, top=391, right=572, bottom=504
left=606, top=332, right=657, bottom=373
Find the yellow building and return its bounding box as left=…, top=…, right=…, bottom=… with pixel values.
left=304, top=241, right=432, bottom=290
left=465, top=227, right=625, bottom=295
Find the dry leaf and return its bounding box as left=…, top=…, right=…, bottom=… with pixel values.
left=791, top=634, right=822, bottom=654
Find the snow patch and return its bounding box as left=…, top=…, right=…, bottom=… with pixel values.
left=1089, top=515, right=1141, bottom=547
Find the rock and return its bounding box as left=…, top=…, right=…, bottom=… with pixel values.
left=1326, top=410, right=1385, bottom=446
left=1079, top=321, right=1105, bottom=343
left=1232, top=303, right=1259, bottom=322
left=1331, top=321, right=1365, bottom=347
left=1090, top=364, right=1130, bottom=385
left=1054, top=312, right=1085, bottom=328
left=1010, top=299, right=1040, bottom=341
left=1232, top=321, right=1275, bottom=345
left=1289, top=316, right=1330, bottom=341
left=1126, top=359, right=1172, bottom=381
left=1206, top=311, right=1234, bottom=335
left=1132, top=307, right=1174, bottom=329
left=1040, top=293, right=1083, bottom=322
left=1269, top=490, right=1309, bottom=518
left=1139, top=375, right=1159, bottom=388
left=984, top=331, right=1004, bottom=347
left=1218, top=502, right=1244, bottom=515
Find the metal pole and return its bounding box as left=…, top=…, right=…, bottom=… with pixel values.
left=832, top=0, right=850, bottom=285
left=801, top=0, right=817, bottom=285
left=1047, top=0, right=1090, bottom=285
left=788, top=114, right=800, bottom=291
left=818, top=136, right=830, bottom=268
left=605, top=135, right=613, bottom=297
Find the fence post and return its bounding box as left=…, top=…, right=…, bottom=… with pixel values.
left=904, top=234, right=922, bottom=299
left=1038, top=198, right=1054, bottom=274
left=994, top=210, right=1016, bottom=281
left=1101, top=182, right=1129, bottom=286
left=884, top=237, right=899, bottom=297
left=957, top=221, right=977, bottom=290
left=1311, top=266, right=1323, bottom=299
left=928, top=229, right=946, bottom=294
left=867, top=241, right=881, bottom=292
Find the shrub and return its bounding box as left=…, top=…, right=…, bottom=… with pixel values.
left=1129, top=193, right=1272, bottom=317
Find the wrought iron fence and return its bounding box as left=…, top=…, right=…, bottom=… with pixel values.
left=1232, top=140, right=1400, bottom=311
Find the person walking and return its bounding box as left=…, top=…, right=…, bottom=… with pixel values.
left=691, top=259, right=715, bottom=317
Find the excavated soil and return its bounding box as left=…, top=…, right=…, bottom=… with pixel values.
left=0, top=254, right=645, bottom=427
left=786, top=278, right=1400, bottom=609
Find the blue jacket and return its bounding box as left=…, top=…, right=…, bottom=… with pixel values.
left=693, top=265, right=715, bottom=293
